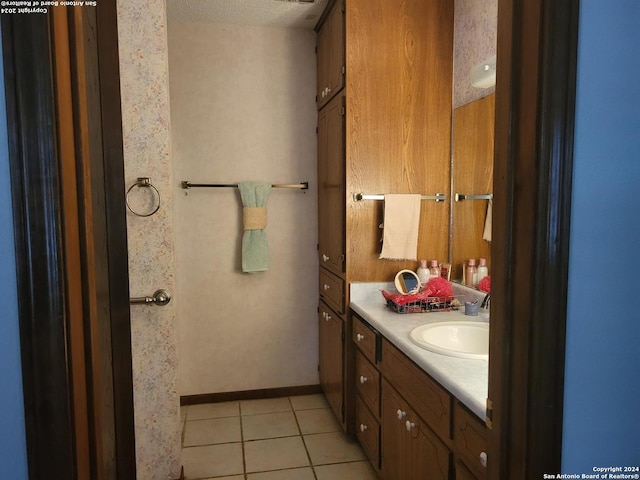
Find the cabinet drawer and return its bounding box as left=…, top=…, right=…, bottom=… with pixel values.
left=352, top=315, right=377, bottom=363
left=355, top=351, right=380, bottom=416
left=355, top=395, right=380, bottom=469
left=319, top=268, right=344, bottom=314
left=454, top=402, right=488, bottom=478
left=380, top=338, right=451, bottom=442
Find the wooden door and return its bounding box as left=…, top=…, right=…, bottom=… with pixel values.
left=380, top=380, right=407, bottom=480
left=407, top=416, right=450, bottom=480
left=2, top=5, right=135, bottom=479
left=317, top=93, right=345, bottom=276
left=316, top=0, right=344, bottom=109
left=318, top=301, right=344, bottom=423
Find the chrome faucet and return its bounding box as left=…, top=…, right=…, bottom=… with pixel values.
left=480, top=293, right=491, bottom=310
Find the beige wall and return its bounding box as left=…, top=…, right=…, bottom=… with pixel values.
left=454, top=0, right=498, bottom=107
left=117, top=0, right=181, bottom=478
left=168, top=23, right=319, bottom=396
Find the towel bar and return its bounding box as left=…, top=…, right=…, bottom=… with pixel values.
left=181, top=181, right=308, bottom=190
left=454, top=193, right=493, bottom=202
left=353, top=192, right=447, bottom=202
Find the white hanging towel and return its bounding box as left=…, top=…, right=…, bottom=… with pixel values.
left=379, top=194, right=421, bottom=260
left=483, top=199, right=492, bottom=243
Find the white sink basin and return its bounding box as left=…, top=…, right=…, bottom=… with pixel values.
left=409, top=321, right=489, bottom=359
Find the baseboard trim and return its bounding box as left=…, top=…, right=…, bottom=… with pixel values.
left=180, top=384, right=322, bottom=406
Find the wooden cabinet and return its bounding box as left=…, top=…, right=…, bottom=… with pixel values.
left=351, top=312, right=488, bottom=479
left=352, top=316, right=381, bottom=471
left=316, top=0, right=454, bottom=435
left=355, top=395, right=380, bottom=468
left=316, top=0, right=454, bottom=285
left=319, top=267, right=345, bottom=314
left=319, top=301, right=344, bottom=424
left=381, top=379, right=450, bottom=480
left=453, top=401, right=488, bottom=479
left=316, top=0, right=344, bottom=110
left=317, top=93, right=345, bottom=277
left=380, top=338, right=451, bottom=441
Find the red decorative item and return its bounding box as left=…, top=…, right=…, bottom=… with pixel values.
left=477, top=275, right=491, bottom=293
left=422, top=277, right=454, bottom=297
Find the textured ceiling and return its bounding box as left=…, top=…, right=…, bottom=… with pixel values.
left=166, top=0, right=329, bottom=29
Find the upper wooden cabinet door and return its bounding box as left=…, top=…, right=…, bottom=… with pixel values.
left=316, top=0, right=345, bottom=109
left=318, top=94, right=346, bottom=275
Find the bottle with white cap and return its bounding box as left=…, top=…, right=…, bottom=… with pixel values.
left=428, top=260, right=440, bottom=278
left=477, top=258, right=489, bottom=285
left=416, top=260, right=430, bottom=285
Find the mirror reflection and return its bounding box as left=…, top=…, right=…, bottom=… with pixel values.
left=450, top=0, right=497, bottom=283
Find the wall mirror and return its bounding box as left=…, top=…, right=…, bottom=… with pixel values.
left=449, top=0, right=498, bottom=283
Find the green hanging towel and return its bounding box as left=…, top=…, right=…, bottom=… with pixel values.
left=238, top=182, right=272, bottom=273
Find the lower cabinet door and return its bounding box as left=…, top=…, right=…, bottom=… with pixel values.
left=381, top=379, right=407, bottom=480
left=408, top=416, right=450, bottom=480
left=318, top=301, right=344, bottom=424
left=456, top=460, right=480, bottom=480
left=381, top=379, right=450, bottom=480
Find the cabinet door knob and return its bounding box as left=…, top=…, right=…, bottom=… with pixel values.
left=323, top=284, right=331, bottom=290
left=321, top=90, right=326, bottom=98
left=396, top=409, right=406, bottom=420
left=322, top=311, right=327, bottom=319
left=356, top=333, right=365, bottom=342
left=326, top=314, right=332, bottom=321
left=322, top=254, right=330, bottom=262
left=359, top=375, right=368, bottom=384
left=405, top=420, right=415, bottom=431
left=359, top=423, right=368, bottom=432
left=479, top=451, right=488, bottom=467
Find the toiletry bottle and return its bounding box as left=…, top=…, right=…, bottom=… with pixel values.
left=477, top=258, right=489, bottom=285
left=416, top=260, right=430, bottom=285
left=465, top=259, right=477, bottom=287
left=439, top=263, right=451, bottom=281
left=428, top=260, right=440, bottom=278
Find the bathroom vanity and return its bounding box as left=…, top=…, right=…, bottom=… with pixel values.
left=349, top=283, right=489, bottom=480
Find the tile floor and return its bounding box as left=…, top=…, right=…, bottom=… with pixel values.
left=180, top=394, right=379, bottom=480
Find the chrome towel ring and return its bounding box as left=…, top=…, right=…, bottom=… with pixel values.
left=126, top=177, right=161, bottom=217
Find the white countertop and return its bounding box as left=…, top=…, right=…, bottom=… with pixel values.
left=350, top=282, right=488, bottom=420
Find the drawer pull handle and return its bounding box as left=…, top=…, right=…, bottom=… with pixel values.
left=396, top=409, right=406, bottom=420
left=322, top=254, right=330, bottom=262
left=323, top=284, right=331, bottom=290
left=405, top=420, right=415, bottom=431
left=359, top=375, right=368, bottom=384
left=480, top=451, right=488, bottom=468
left=359, top=423, right=368, bottom=432
left=356, top=333, right=365, bottom=342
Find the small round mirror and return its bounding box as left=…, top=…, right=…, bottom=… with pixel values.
left=394, top=269, right=421, bottom=295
